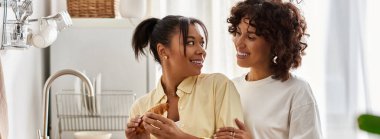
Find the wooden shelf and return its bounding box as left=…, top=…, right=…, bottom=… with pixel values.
left=71, top=18, right=142, bottom=28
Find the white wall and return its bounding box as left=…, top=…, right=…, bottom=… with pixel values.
left=0, top=0, right=49, bottom=138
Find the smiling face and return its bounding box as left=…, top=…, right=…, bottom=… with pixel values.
left=233, top=18, right=272, bottom=69
left=163, top=24, right=207, bottom=77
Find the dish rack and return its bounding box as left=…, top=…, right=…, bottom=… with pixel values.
left=56, top=91, right=135, bottom=138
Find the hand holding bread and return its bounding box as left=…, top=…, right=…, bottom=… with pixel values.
left=136, top=103, right=169, bottom=133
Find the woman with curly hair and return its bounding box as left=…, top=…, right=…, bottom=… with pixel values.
left=214, top=0, right=322, bottom=139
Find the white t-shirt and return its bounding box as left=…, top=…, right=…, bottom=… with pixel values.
left=233, top=74, right=322, bottom=139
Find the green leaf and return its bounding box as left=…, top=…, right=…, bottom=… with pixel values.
left=358, top=114, right=380, bottom=135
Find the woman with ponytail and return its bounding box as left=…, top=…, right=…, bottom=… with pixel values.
left=125, top=15, right=244, bottom=139
left=214, top=1, right=322, bottom=139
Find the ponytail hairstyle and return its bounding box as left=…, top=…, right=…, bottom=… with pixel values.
left=228, top=0, right=307, bottom=81
left=132, top=15, right=208, bottom=64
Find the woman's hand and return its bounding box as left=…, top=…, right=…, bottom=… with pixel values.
left=125, top=115, right=150, bottom=139
left=214, top=119, right=252, bottom=139
left=142, top=112, right=197, bottom=139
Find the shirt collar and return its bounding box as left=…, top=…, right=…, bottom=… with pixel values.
left=153, top=75, right=198, bottom=104
left=177, top=75, right=197, bottom=94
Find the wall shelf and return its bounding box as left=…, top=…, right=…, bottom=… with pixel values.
left=70, top=18, right=142, bottom=28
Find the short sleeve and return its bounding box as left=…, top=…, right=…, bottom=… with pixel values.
left=214, top=74, right=245, bottom=129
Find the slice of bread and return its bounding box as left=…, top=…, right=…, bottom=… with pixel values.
left=136, top=103, right=169, bottom=133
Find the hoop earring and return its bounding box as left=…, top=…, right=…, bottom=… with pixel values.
left=273, top=56, right=278, bottom=64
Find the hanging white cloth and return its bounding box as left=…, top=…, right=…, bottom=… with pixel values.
left=0, top=57, right=8, bottom=139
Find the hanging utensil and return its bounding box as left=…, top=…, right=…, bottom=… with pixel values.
left=20, top=0, right=33, bottom=23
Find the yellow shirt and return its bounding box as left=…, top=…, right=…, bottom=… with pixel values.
left=128, top=73, right=244, bottom=138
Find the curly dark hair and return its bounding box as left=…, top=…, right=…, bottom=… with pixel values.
left=227, top=0, right=307, bottom=81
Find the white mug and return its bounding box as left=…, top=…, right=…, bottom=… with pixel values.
left=32, top=19, right=58, bottom=48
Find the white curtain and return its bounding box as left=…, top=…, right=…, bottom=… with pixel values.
left=365, top=0, right=380, bottom=116
left=319, top=0, right=380, bottom=138
left=363, top=0, right=380, bottom=137
left=297, top=0, right=380, bottom=138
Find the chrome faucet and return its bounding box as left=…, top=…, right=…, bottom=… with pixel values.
left=38, top=69, right=94, bottom=139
